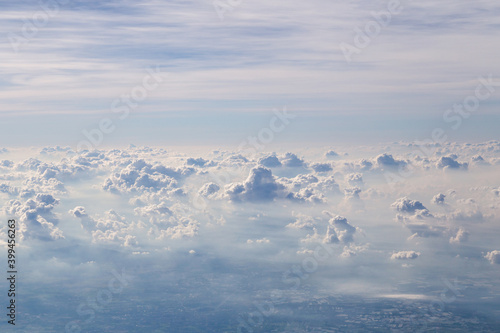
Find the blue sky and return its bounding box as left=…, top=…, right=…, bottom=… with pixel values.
left=1, top=0, right=500, bottom=148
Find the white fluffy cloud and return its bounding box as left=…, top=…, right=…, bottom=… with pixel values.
left=311, top=163, right=333, bottom=173
left=391, top=251, right=420, bottom=260
left=432, top=193, right=446, bottom=205
left=449, top=227, right=469, bottom=244
left=325, top=150, right=339, bottom=159
left=391, top=197, right=429, bottom=215
left=375, top=153, right=407, bottom=169
left=4, top=194, right=63, bottom=241
left=436, top=156, right=468, bottom=170
left=258, top=154, right=282, bottom=168
left=198, top=182, right=221, bottom=198
left=281, top=152, right=306, bottom=168
left=301, top=213, right=358, bottom=246
left=225, top=166, right=285, bottom=202
left=484, top=250, right=500, bottom=265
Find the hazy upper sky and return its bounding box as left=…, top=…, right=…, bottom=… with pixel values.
left=1, top=0, right=500, bottom=147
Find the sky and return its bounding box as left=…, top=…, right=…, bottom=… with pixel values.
left=1, top=1, right=500, bottom=332
left=1, top=0, right=500, bottom=147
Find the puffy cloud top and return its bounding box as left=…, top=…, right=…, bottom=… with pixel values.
left=346, top=173, right=363, bottom=186
left=391, top=251, right=420, bottom=260
left=432, top=193, right=446, bottom=205
left=258, top=154, right=282, bottom=168
left=1, top=160, right=13, bottom=168
left=484, top=251, right=500, bottom=265
left=392, top=197, right=428, bottom=214
left=375, top=154, right=406, bottom=168
left=450, top=228, right=469, bottom=244
left=311, top=163, right=333, bottom=173
left=437, top=156, right=468, bottom=170
left=328, top=215, right=357, bottom=244
left=198, top=182, right=220, bottom=197
left=69, top=206, right=88, bottom=218
left=4, top=194, right=63, bottom=241
left=325, top=150, right=339, bottom=159
left=186, top=157, right=210, bottom=167
left=101, top=159, right=196, bottom=194
left=226, top=167, right=284, bottom=202
left=281, top=153, right=305, bottom=168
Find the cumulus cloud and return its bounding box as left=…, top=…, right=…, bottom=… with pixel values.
left=0, top=183, right=18, bottom=196
left=345, top=173, right=363, bottom=186
left=101, top=159, right=195, bottom=194
left=391, top=197, right=429, bottom=215
left=280, top=174, right=319, bottom=190
left=286, top=213, right=316, bottom=230
left=484, top=251, right=500, bottom=265
left=310, top=163, right=333, bottom=173
left=450, top=228, right=469, bottom=244
left=247, top=238, right=270, bottom=244
left=281, top=153, right=305, bottom=168
left=40, top=146, right=72, bottom=155
left=432, top=193, right=446, bottom=205
left=0, top=160, right=14, bottom=168
left=134, top=203, right=173, bottom=220
left=279, top=174, right=325, bottom=203
left=343, top=187, right=362, bottom=202
left=317, top=213, right=358, bottom=244
left=4, top=194, right=63, bottom=241
left=313, top=175, right=341, bottom=195
left=325, top=150, right=340, bottom=159
left=436, top=156, right=468, bottom=170
left=69, top=206, right=88, bottom=218
left=69, top=205, right=190, bottom=246
left=219, top=153, right=249, bottom=167
left=340, top=246, right=357, bottom=258
left=323, top=225, right=339, bottom=244
left=286, top=187, right=325, bottom=204
left=375, top=153, right=407, bottom=169
left=390, top=197, right=456, bottom=239
left=447, top=209, right=484, bottom=223
left=342, top=159, right=373, bottom=173
left=225, top=166, right=285, bottom=202
left=70, top=207, right=132, bottom=244
left=328, top=215, right=357, bottom=243
left=391, top=251, right=420, bottom=260
left=155, top=217, right=199, bottom=240
left=186, top=157, right=212, bottom=167
left=405, top=223, right=448, bottom=239
left=258, top=154, right=282, bottom=168
left=471, top=155, right=489, bottom=166
left=299, top=213, right=358, bottom=248
left=198, top=182, right=220, bottom=198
